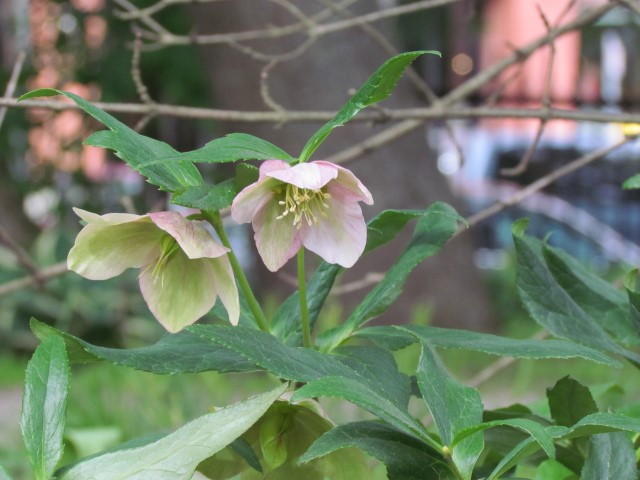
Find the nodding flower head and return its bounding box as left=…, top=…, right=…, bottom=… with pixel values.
left=67, top=209, right=239, bottom=332
left=231, top=160, right=373, bottom=272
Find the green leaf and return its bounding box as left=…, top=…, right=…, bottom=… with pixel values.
left=534, top=459, right=576, bottom=480
left=235, top=162, right=260, bottom=192
left=300, top=421, right=454, bottom=480
left=624, top=269, right=640, bottom=338
left=191, top=325, right=410, bottom=408
left=451, top=418, right=555, bottom=460
left=154, top=132, right=294, bottom=164
left=272, top=207, right=433, bottom=347
left=357, top=325, right=620, bottom=366
left=58, top=384, right=286, bottom=480
left=19, top=89, right=203, bottom=191
left=580, top=432, right=638, bottom=480
left=0, top=464, right=11, bottom=480
left=547, top=376, right=598, bottom=428
left=20, top=336, right=69, bottom=480
left=30, top=318, right=257, bottom=374
left=291, top=377, right=437, bottom=450
left=560, top=412, right=640, bottom=439
left=488, top=437, right=541, bottom=480
left=364, top=209, right=439, bottom=253
left=171, top=180, right=236, bottom=211
left=416, top=343, right=483, bottom=480
left=319, top=202, right=463, bottom=349
left=622, top=173, right=640, bottom=189
left=298, top=50, right=440, bottom=161
left=513, top=227, right=640, bottom=363
left=544, top=245, right=639, bottom=346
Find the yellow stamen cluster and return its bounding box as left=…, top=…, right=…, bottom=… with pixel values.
left=276, top=184, right=331, bottom=228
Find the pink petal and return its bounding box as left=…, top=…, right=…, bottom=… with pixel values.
left=300, top=191, right=367, bottom=268
left=266, top=162, right=338, bottom=190
left=231, top=176, right=279, bottom=225
left=314, top=161, right=373, bottom=205
left=253, top=199, right=302, bottom=272
left=209, top=256, right=240, bottom=325
left=149, top=211, right=229, bottom=260
left=139, top=251, right=218, bottom=333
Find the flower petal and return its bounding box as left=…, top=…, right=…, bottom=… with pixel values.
left=209, top=256, right=240, bottom=325
left=314, top=161, right=373, bottom=205
left=266, top=162, right=338, bottom=190
left=73, top=207, right=148, bottom=225
left=139, top=250, right=218, bottom=333
left=253, top=198, right=302, bottom=272
left=300, top=191, right=367, bottom=268
left=68, top=217, right=162, bottom=280
left=231, top=176, right=279, bottom=225
left=149, top=211, right=228, bottom=259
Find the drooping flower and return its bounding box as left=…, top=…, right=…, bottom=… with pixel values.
left=67, top=208, right=239, bottom=332
left=231, top=160, right=373, bottom=272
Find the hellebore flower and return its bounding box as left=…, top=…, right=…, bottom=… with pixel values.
left=231, top=160, right=373, bottom=272
left=67, top=208, right=239, bottom=332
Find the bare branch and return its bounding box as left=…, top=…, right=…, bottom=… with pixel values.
left=0, top=262, right=68, bottom=298
left=0, top=50, right=27, bottom=132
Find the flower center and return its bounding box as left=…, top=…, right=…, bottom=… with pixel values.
left=276, top=184, right=331, bottom=229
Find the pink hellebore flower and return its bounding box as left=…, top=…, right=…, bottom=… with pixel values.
left=231, top=160, right=373, bottom=272
left=67, top=208, right=239, bottom=333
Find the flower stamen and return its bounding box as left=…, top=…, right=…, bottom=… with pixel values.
left=276, top=184, right=331, bottom=229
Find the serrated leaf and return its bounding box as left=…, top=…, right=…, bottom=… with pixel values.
left=547, top=376, right=598, bottom=428
left=30, top=318, right=257, bottom=374
left=580, top=432, right=637, bottom=480
left=272, top=208, right=430, bottom=347
left=319, top=202, right=462, bottom=350
left=357, top=325, right=620, bottom=366
left=19, top=89, right=203, bottom=191
left=622, top=173, right=640, bottom=189
left=624, top=269, right=640, bottom=338
left=0, top=464, right=11, bottom=480
left=298, top=51, right=440, bottom=161
left=235, top=162, right=260, bottom=192
left=451, top=418, right=555, bottom=460
left=191, top=325, right=410, bottom=408
left=300, top=421, right=454, bottom=480
left=491, top=412, right=640, bottom=479
left=153, top=132, right=294, bottom=165
left=291, top=376, right=436, bottom=450
left=544, top=245, right=639, bottom=346
left=58, top=384, right=287, bottom=480
left=20, top=336, right=69, bottom=480
left=513, top=227, right=640, bottom=363
left=171, top=180, right=236, bottom=211
left=416, top=343, right=483, bottom=480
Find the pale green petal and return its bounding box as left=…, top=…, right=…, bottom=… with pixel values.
left=254, top=199, right=302, bottom=272
left=73, top=207, right=148, bottom=225
left=68, top=221, right=163, bottom=280
left=209, top=256, right=240, bottom=326
left=139, top=251, right=218, bottom=333
left=149, top=211, right=229, bottom=259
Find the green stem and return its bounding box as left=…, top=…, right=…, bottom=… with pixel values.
left=204, top=211, right=269, bottom=333
left=297, top=249, right=312, bottom=348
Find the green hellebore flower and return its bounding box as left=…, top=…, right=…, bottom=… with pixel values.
left=67, top=208, right=239, bottom=333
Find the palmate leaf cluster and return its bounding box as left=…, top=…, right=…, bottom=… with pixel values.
left=11, top=52, right=640, bottom=479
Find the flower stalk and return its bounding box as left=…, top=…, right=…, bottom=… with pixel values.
left=203, top=210, right=270, bottom=333
left=297, top=249, right=312, bottom=348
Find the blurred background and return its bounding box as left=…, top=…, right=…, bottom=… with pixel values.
left=1, top=0, right=640, bottom=477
